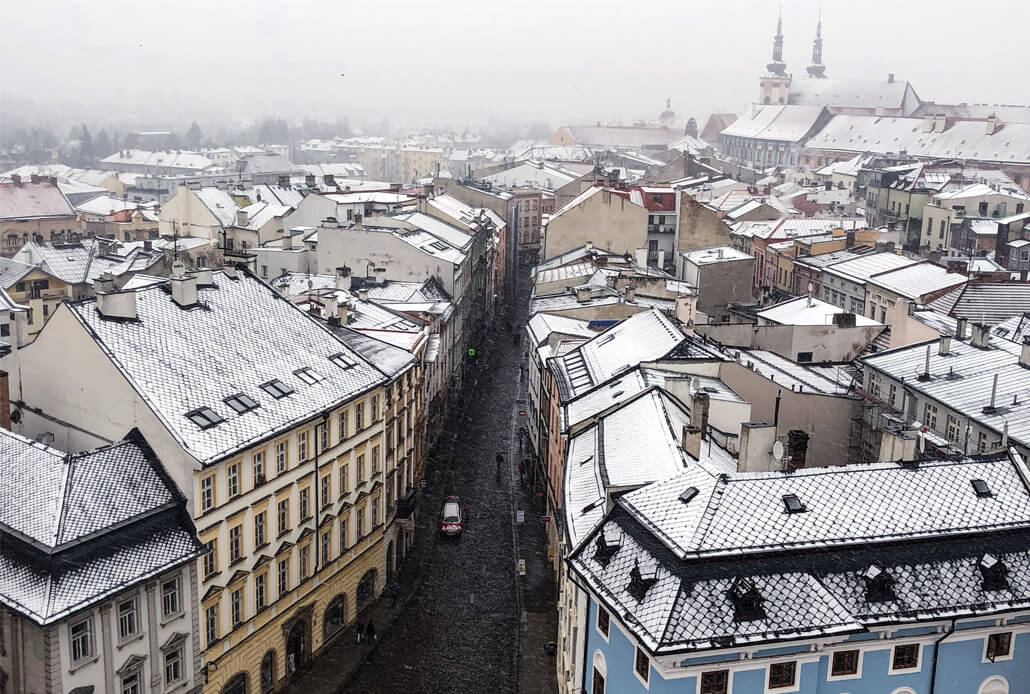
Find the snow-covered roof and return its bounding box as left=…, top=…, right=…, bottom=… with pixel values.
left=867, top=262, right=967, bottom=300
left=928, top=283, right=1030, bottom=326
left=0, top=181, right=76, bottom=220
left=822, top=252, right=919, bottom=284
left=758, top=296, right=881, bottom=327
left=720, top=105, right=826, bottom=143
left=680, top=245, right=752, bottom=265
left=100, top=149, right=215, bottom=171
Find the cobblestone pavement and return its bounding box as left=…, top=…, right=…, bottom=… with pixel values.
left=284, top=273, right=556, bottom=694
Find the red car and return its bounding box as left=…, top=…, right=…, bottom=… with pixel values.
left=440, top=495, right=463, bottom=536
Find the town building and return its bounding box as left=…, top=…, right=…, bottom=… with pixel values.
left=0, top=429, right=203, bottom=694
left=100, top=150, right=218, bottom=177
left=864, top=262, right=967, bottom=324
left=676, top=246, right=755, bottom=319
left=0, top=177, right=82, bottom=257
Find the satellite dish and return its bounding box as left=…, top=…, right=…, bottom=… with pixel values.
left=171, top=260, right=186, bottom=278
left=772, top=441, right=785, bottom=460
left=307, top=279, right=314, bottom=290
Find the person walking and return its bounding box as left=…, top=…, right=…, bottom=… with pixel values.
left=365, top=620, right=376, bottom=644
left=389, top=581, right=400, bottom=607
left=518, top=460, right=526, bottom=484
left=355, top=620, right=365, bottom=644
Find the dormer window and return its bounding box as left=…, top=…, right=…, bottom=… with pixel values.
left=329, top=352, right=357, bottom=370
left=627, top=559, right=658, bottom=602
left=260, top=379, right=294, bottom=399
left=224, top=393, right=259, bottom=414
left=185, top=407, right=224, bottom=430
left=294, top=367, right=324, bottom=385
left=971, top=479, right=993, bottom=498
left=979, top=554, right=1009, bottom=591
left=593, top=531, right=620, bottom=568
left=728, top=577, right=765, bottom=622
left=864, top=564, right=895, bottom=603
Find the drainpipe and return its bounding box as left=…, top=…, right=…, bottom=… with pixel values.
left=773, top=389, right=783, bottom=429
left=313, top=411, right=330, bottom=574
left=927, top=618, right=956, bottom=694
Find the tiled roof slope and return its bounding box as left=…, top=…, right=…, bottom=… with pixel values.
left=928, top=283, right=1030, bottom=326
left=68, top=270, right=388, bottom=465
left=0, top=181, right=76, bottom=220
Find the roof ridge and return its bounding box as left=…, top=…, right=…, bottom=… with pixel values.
left=53, top=453, right=75, bottom=548
left=689, top=473, right=729, bottom=552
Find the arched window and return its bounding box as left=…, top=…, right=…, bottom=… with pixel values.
left=980, top=677, right=1009, bottom=694
left=260, top=651, right=276, bottom=693
left=323, top=595, right=347, bottom=640
left=890, top=688, right=916, bottom=694
left=221, top=673, right=248, bottom=694
left=592, top=650, right=607, bottom=694
left=764, top=96, right=771, bottom=105
left=356, top=569, right=377, bottom=610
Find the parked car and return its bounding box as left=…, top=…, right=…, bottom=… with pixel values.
left=440, top=495, right=463, bottom=536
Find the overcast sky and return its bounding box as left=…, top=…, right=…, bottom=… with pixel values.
left=3, top=0, right=1029, bottom=132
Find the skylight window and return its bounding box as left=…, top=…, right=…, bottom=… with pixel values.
left=329, top=352, right=357, bottom=370
left=260, top=379, right=294, bottom=399
left=294, top=367, right=324, bottom=385
left=782, top=494, right=806, bottom=514
left=185, top=407, right=224, bottom=430
left=224, top=393, right=259, bottom=414
left=971, top=479, right=993, bottom=498
left=679, top=487, right=699, bottom=504
left=429, top=241, right=449, bottom=252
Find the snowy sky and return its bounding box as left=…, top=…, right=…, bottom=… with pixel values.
left=2, top=0, right=1029, bottom=130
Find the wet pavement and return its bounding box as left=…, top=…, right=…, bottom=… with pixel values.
left=285, top=272, right=557, bottom=694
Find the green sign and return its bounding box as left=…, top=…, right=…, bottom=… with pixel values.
left=468, top=348, right=476, bottom=357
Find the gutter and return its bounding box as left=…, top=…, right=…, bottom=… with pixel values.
left=928, top=618, right=955, bottom=694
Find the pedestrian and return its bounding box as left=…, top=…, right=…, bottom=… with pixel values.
left=518, top=461, right=526, bottom=484
left=389, top=581, right=400, bottom=607
left=365, top=620, right=376, bottom=644
left=355, top=620, right=364, bottom=644
left=463, top=503, right=471, bottom=522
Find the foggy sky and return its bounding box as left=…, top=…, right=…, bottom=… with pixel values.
left=3, top=0, right=1030, bottom=132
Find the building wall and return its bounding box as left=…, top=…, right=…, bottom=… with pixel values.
left=675, top=198, right=733, bottom=260
left=544, top=191, right=648, bottom=259
left=1, top=216, right=83, bottom=257
left=158, top=187, right=223, bottom=241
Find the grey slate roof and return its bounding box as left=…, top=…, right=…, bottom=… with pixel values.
left=928, top=283, right=1030, bottom=326
left=0, top=430, right=200, bottom=624
left=68, top=270, right=388, bottom=465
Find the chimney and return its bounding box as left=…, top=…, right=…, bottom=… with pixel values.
left=922, top=116, right=934, bottom=133
left=661, top=375, right=693, bottom=406
left=94, top=271, right=117, bottom=295
left=277, top=174, right=290, bottom=188
left=305, top=174, right=316, bottom=187
left=374, top=267, right=386, bottom=284
left=222, top=263, right=238, bottom=279
left=143, top=239, right=152, bottom=252
left=96, top=287, right=138, bottom=320
left=236, top=209, right=248, bottom=227
left=888, top=73, right=895, bottom=83
left=324, top=174, right=336, bottom=187
left=738, top=422, right=777, bottom=472
left=171, top=273, right=198, bottom=308
left=635, top=247, right=648, bottom=267
left=675, top=294, right=697, bottom=328
left=681, top=425, right=702, bottom=460
left=1020, top=336, right=1030, bottom=368
left=585, top=241, right=593, bottom=252
left=358, top=288, right=369, bottom=301
left=690, top=391, right=711, bottom=437
left=956, top=317, right=969, bottom=339
left=878, top=427, right=918, bottom=462
left=625, top=285, right=636, bottom=303
left=322, top=217, right=339, bottom=229
left=939, top=335, right=952, bottom=356
left=986, top=115, right=998, bottom=136
left=984, top=373, right=1000, bottom=413
left=335, top=265, right=351, bottom=290
left=0, top=371, right=10, bottom=430
left=192, top=268, right=214, bottom=287
left=574, top=285, right=592, bottom=303
left=933, top=114, right=946, bottom=133
left=971, top=321, right=990, bottom=348
left=282, top=234, right=293, bottom=250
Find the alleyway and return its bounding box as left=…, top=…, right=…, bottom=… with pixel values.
left=285, top=272, right=557, bottom=694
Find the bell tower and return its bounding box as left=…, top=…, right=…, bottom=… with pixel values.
left=759, top=8, right=791, bottom=105
left=807, top=10, right=827, bottom=78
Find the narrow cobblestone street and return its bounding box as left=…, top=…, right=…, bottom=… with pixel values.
left=284, top=273, right=557, bottom=694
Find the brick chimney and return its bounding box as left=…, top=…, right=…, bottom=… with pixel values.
left=0, top=370, right=10, bottom=430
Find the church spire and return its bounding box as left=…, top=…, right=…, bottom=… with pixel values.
left=807, top=9, right=827, bottom=78
left=766, top=7, right=787, bottom=76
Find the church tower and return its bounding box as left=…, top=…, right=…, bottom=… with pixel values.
left=759, top=9, right=791, bottom=105
left=806, top=11, right=827, bottom=78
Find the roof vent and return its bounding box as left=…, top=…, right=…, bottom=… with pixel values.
left=979, top=553, right=1009, bottom=591
left=593, top=530, right=621, bottom=568
left=96, top=287, right=138, bottom=321
left=971, top=478, right=993, bottom=498
left=782, top=494, right=806, bottom=514
left=863, top=564, right=896, bottom=603
left=727, top=577, right=766, bottom=622
left=971, top=321, right=991, bottom=348
left=627, top=559, right=658, bottom=602
left=679, top=487, right=699, bottom=504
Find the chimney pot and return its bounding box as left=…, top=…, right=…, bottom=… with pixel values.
left=681, top=425, right=702, bottom=460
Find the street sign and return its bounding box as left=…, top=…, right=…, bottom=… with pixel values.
left=516, top=510, right=525, bottom=524
left=518, top=559, right=526, bottom=576
left=468, top=348, right=476, bottom=357
left=518, top=410, right=527, bottom=416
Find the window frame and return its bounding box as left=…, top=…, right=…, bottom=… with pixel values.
left=224, top=392, right=259, bottom=414
left=229, top=524, right=243, bottom=563
left=164, top=644, right=184, bottom=687
left=255, top=572, right=267, bottom=612
left=253, top=450, right=266, bottom=485
left=161, top=575, right=181, bottom=620
left=230, top=588, right=243, bottom=628
left=633, top=646, right=650, bottom=687
left=227, top=462, right=240, bottom=498
left=69, top=613, right=95, bottom=666
left=200, top=474, right=216, bottom=512
left=255, top=510, right=267, bottom=547
left=828, top=648, right=862, bottom=680
left=186, top=406, right=224, bottom=430
left=277, top=499, right=290, bottom=536
left=204, top=603, right=219, bottom=645
left=767, top=661, right=797, bottom=690
left=116, top=595, right=140, bottom=643
left=984, top=631, right=1013, bottom=663
left=699, top=669, right=730, bottom=694
left=260, top=379, right=294, bottom=399
left=890, top=643, right=921, bottom=673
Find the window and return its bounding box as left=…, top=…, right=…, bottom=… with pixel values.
left=339, top=518, right=349, bottom=551
left=357, top=454, right=365, bottom=483
left=277, top=499, right=290, bottom=536
left=924, top=403, right=938, bottom=430
left=299, top=545, right=310, bottom=580
left=888, top=383, right=898, bottom=408
left=831, top=650, right=859, bottom=676
left=596, top=606, right=609, bottom=638
left=371, top=395, right=379, bottom=422
left=371, top=445, right=380, bottom=474
left=320, top=422, right=329, bottom=450
left=278, top=558, right=289, bottom=595
left=299, top=488, right=310, bottom=520
left=355, top=402, right=364, bottom=430
left=200, top=475, right=215, bottom=512
left=768, top=661, right=796, bottom=689
left=161, top=576, right=181, bottom=618
left=186, top=406, right=224, bottom=430
left=205, top=604, right=218, bottom=644
left=978, top=430, right=990, bottom=453
left=229, top=525, right=242, bottom=562
left=592, top=667, right=605, bottom=694
left=224, top=392, right=259, bottom=414
left=892, top=644, right=920, bottom=670
left=227, top=463, right=240, bottom=498
left=338, top=410, right=348, bottom=442
left=700, top=670, right=729, bottom=694
left=121, top=671, right=141, bottom=694
left=321, top=475, right=331, bottom=509
left=276, top=441, right=287, bottom=473
left=372, top=498, right=379, bottom=527
left=946, top=415, right=961, bottom=443
left=986, top=632, right=1012, bottom=662
left=321, top=531, right=331, bottom=565
left=357, top=507, right=365, bottom=537
left=796, top=351, right=813, bottom=363
left=117, top=598, right=139, bottom=641
left=164, top=646, right=184, bottom=686
left=294, top=367, right=324, bottom=385
left=340, top=463, right=349, bottom=497
left=255, top=573, right=267, bottom=611
left=634, top=647, right=649, bottom=684
left=69, top=615, right=94, bottom=663
left=231, top=588, right=243, bottom=627
left=260, top=379, right=294, bottom=399
left=298, top=430, right=308, bottom=462
left=253, top=451, right=266, bottom=484
left=203, top=539, right=217, bottom=579
left=329, top=352, right=357, bottom=370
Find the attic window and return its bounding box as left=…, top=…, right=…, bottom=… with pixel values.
left=294, top=367, right=324, bottom=385
left=593, top=531, right=621, bottom=568
left=980, top=553, right=1009, bottom=591
left=260, top=379, right=294, bottom=399
left=224, top=393, right=259, bottom=414
left=679, top=487, right=699, bottom=504
left=429, top=241, right=449, bottom=252
left=329, top=352, right=357, bottom=370
left=627, top=559, right=658, bottom=602
left=185, top=407, right=224, bottom=430
left=782, top=494, right=806, bottom=514
left=727, top=577, right=766, bottom=622
left=971, top=479, right=993, bottom=498
left=863, top=564, right=895, bottom=603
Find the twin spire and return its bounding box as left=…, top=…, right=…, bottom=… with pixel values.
left=767, top=8, right=827, bottom=79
